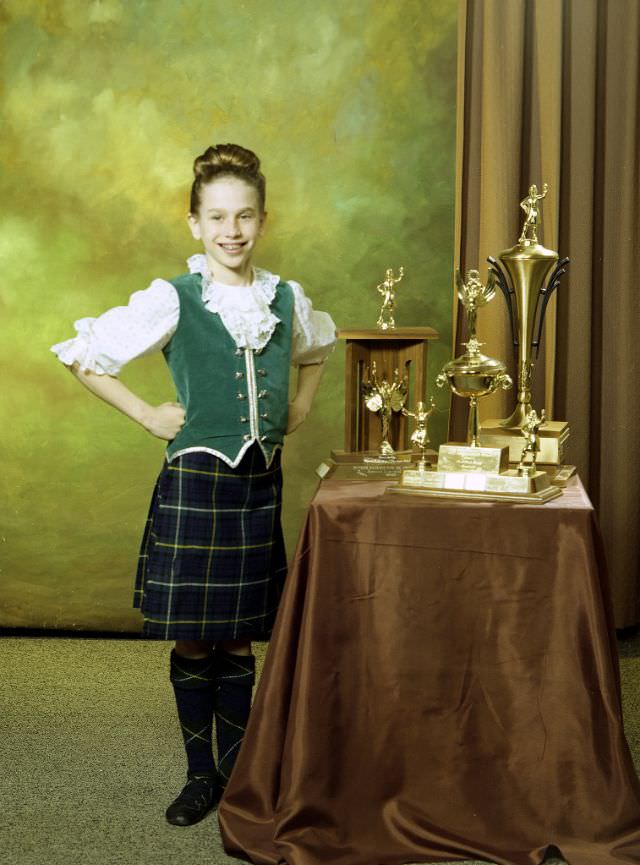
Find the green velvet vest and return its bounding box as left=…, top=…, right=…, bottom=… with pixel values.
left=163, top=273, right=294, bottom=465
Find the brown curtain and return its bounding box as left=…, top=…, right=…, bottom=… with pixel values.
left=453, top=0, right=640, bottom=626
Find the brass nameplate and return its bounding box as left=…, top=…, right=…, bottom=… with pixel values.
left=330, top=448, right=418, bottom=463
left=316, top=458, right=413, bottom=481
left=549, top=464, right=577, bottom=486
left=438, top=444, right=509, bottom=475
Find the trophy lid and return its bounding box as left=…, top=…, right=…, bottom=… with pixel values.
left=443, top=338, right=507, bottom=377
left=499, top=240, right=558, bottom=263
left=437, top=337, right=512, bottom=401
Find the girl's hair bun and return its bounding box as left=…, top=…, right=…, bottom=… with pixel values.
left=190, top=143, right=266, bottom=212
left=194, top=143, right=261, bottom=178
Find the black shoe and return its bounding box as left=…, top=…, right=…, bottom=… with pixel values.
left=165, top=775, right=220, bottom=826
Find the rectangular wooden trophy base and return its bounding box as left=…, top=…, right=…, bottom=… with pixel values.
left=316, top=449, right=437, bottom=481
left=387, top=465, right=562, bottom=504
left=479, top=419, right=569, bottom=465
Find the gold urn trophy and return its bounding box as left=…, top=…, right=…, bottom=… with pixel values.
left=479, top=184, right=573, bottom=479
left=390, top=267, right=561, bottom=503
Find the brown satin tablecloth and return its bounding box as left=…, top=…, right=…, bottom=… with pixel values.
left=219, top=477, right=640, bottom=865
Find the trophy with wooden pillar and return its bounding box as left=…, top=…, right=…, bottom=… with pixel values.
left=316, top=267, right=439, bottom=479
left=479, top=184, right=572, bottom=475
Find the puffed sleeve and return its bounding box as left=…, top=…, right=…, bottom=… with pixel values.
left=288, top=280, right=337, bottom=366
left=50, top=279, right=180, bottom=375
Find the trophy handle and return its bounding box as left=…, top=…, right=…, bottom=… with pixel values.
left=532, top=257, right=570, bottom=358
left=487, top=256, right=518, bottom=350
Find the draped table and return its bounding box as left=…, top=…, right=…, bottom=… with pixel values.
left=219, top=477, right=640, bottom=865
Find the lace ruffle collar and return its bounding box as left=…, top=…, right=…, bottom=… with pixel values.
left=186, top=254, right=281, bottom=351
left=187, top=254, right=280, bottom=301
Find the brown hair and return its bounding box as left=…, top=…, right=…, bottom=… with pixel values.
left=189, top=143, right=266, bottom=214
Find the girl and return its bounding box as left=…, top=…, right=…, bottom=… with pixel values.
left=51, top=143, right=336, bottom=827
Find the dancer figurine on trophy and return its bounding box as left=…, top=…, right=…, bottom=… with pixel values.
left=376, top=267, right=404, bottom=330
left=402, top=397, right=436, bottom=471
left=519, top=183, right=548, bottom=243
left=517, top=409, right=546, bottom=476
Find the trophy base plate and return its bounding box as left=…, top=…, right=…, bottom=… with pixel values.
left=479, top=419, right=569, bottom=465
left=388, top=466, right=562, bottom=504
left=316, top=450, right=436, bottom=481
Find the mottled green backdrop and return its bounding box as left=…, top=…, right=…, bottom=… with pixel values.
left=0, top=0, right=457, bottom=630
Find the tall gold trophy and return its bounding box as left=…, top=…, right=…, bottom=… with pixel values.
left=390, top=268, right=561, bottom=502
left=479, top=184, right=571, bottom=469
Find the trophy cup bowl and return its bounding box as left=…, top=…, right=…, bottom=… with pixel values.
left=436, top=338, right=512, bottom=448
left=443, top=359, right=510, bottom=399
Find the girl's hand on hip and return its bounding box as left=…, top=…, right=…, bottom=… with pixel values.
left=142, top=402, right=186, bottom=440
left=286, top=362, right=324, bottom=434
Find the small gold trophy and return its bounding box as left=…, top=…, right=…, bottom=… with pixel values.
left=480, top=183, right=571, bottom=470
left=361, top=362, right=408, bottom=459
left=517, top=408, right=545, bottom=476
left=376, top=267, right=404, bottom=330
left=390, top=269, right=561, bottom=502
left=402, top=397, right=436, bottom=471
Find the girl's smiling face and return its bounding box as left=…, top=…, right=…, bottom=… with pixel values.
left=188, top=177, right=266, bottom=285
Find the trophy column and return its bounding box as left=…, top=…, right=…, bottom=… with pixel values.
left=339, top=327, right=439, bottom=455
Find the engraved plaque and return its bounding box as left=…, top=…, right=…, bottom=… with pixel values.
left=438, top=444, right=509, bottom=475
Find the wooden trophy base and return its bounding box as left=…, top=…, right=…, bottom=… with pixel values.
left=479, top=419, right=570, bottom=465
left=386, top=441, right=562, bottom=504
left=316, top=448, right=437, bottom=481
left=388, top=463, right=562, bottom=504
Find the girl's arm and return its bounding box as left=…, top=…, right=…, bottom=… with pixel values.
left=70, top=365, right=185, bottom=441
left=287, top=361, right=325, bottom=434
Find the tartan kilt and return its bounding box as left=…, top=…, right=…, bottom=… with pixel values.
left=134, top=445, right=287, bottom=641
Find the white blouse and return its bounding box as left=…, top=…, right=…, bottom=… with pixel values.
left=51, top=254, right=336, bottom=375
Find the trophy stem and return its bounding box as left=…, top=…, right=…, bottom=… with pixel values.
left=501, top=401, right=533, bottom=429
left=500, top=361, right=533, bottom=427
left=467, top=396, right=480, bottom=447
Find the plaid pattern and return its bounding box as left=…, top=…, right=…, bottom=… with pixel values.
left=134, top=445, right=287, bottom=640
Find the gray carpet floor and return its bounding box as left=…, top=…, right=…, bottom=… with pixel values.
left=2, top=632, right=640, bottom=865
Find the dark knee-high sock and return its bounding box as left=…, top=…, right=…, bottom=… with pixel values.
left=214, top=651, right=256, bottom=788
left=170, top=650, right=217, bottom=778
